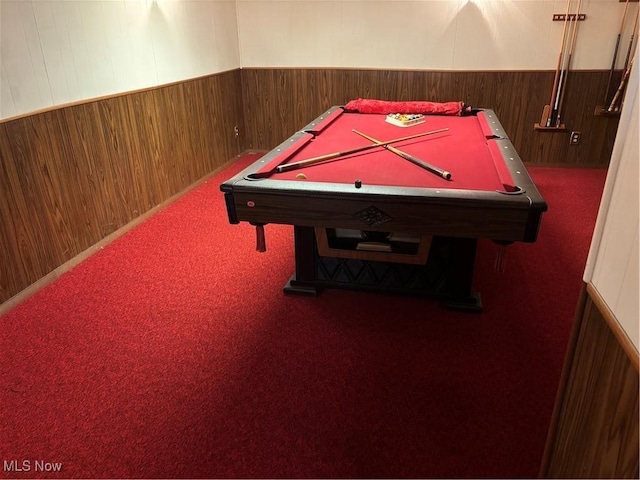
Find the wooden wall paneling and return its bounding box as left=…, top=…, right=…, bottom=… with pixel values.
left=77, top=102, right=128, bottom=239
left=311, top=69, right=340, bottom=120
left=118, top=95, right=153, bottom=216
left=132, top=91, right=173, bottom=211
left=100, top=98, right=148, bottom=223
left=542, top=286, right=639, bottom=478
left=155, top=86, right=186, bottom=194
left=269, top=70, right=295, bottom=148
left=392, top=70, right=424, bottom=102
left=183, top=76, right=235, bottom=177
left=0, top=70, right=245, bottom=305
left=341, top=69, right=374, bottom=104
left=0, top=123, right=42, bottom=298
left=143, top=90, right=173, bottom=207
left=493, top=72, right=547, bottom=143
left=4, top=114, right=75, bottom=277
left=219, top=69, right=247, bottom=163
left=376, top=70, right=401, bottom=100
left=50, top=106, right=96, bottom=251
left=292, top=69, right=340, bottom=128
left=241, top=68, right=273, bottom=152
left=467, top=71, right=498, bottom=108
left=240, top=69, right=620, bottom=168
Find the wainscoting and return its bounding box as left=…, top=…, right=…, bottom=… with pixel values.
left=0, top=70, right=244, bottom=305
left=0, top=68, right=619, bottom=305
left=540, top=283, right=639, bottom=478
left=241, top=68, right=621, bottom=167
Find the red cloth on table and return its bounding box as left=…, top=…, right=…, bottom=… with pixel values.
left=344, top=98, right=467, bottom=116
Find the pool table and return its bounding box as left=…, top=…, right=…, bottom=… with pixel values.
left=221, top=106, right=547, bottom=311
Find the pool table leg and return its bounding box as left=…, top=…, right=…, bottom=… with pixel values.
left=283, top=226, right=322, bottom=295
left=443, top=237, right=483, bottom=312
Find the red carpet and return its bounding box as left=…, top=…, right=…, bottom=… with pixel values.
left=0, top=155, right=606, bottom=479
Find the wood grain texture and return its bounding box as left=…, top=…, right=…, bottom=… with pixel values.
left=229, top=191, right=538, bottom=241
left=0, top=71, right=244, bottom=304
left=240, top=68, right=620, bottom=167
left=542, top=283, right=639, bottom=479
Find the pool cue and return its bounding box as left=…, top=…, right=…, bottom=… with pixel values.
left=608, top=10, right=639, bottom=112
left=603, top=0, right=631, bottom=106
left=608, top=53, right=635, bottom=112
left=352, top=129, right=452, bottom=181
left=611, top=10, right=640, bottom=111
left=549, top=1, right=578, bottom=127
left=621, top=8, right=639, bottom=74
left=545, top=0, right=573, bottom=127
left=275, top=128, right=449, bottom=173
left=555, top=0, right=583, bottom=127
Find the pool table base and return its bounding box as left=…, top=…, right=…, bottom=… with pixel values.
left=283, top=226, right=484, bottom=312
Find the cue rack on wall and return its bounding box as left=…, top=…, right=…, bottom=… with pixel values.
left=536, top=0, right=639, bottom=136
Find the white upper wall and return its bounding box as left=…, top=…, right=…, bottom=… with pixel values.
left=0, top=0, right=240, bottom=120
left=237, top=0, right=638, bottom=70
left=1, top=0, right=638, bottom=119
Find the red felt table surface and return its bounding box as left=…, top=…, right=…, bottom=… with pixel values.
left=257, top=111, right=515, bottom=192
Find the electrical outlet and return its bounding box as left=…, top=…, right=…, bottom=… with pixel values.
left=570, top=131, right=581, bottom=145
left=234, top=126, right=239, bottom=137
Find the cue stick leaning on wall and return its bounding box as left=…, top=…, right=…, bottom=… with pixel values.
left=609, top=8, right=639, bottom=112
left=555, top=0, right=583, bottom=127
left=603, top=0, right=632, bottom=106
left=621, top=7, right=639, bottom=74
left=545, top=0, right=573, bottom=127
left=352, top=129, right=452, bottom=181
left=550, top=0, right=577, bottom=127
left=608, top=42, right=637, bottom=112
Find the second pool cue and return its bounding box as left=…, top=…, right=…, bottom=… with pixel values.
left=608, top=10, right=639, bottom=112
left=608, top=53, right=635, bottom=112
left=609, top=10, right=640, bottom=112
left=621, top=8, right=639, bottom=77
left=352, top=129, right=452, bottom=180
left=603, top=0, right=632, bottom=106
